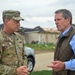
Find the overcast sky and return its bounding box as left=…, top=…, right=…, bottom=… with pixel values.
left=0, top=0, right=75, bottom=28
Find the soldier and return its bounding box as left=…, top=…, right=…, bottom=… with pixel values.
left=0, top=10, right=29, bottom=75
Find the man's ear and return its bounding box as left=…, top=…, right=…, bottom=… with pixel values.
left=5, top=19, right=10, bottom=24
left=67, top=17, right=70, bottom=24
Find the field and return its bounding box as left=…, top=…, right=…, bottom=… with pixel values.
left=25, top=43, right=55, bottom=53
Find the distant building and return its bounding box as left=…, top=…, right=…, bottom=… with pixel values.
left=24, top=26, right=60, bottom=44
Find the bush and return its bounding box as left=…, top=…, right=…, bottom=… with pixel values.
left=25, top=43, right=55, bottom=51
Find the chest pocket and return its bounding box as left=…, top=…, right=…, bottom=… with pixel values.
left=2, top=39, right=15, bottom=56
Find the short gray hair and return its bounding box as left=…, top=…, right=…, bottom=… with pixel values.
left=55, top=9, right=72, bottom=24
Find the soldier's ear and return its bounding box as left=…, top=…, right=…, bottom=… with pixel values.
left=5, top=19, right=10, bottom=24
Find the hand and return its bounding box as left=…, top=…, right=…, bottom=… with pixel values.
left=47, top=60, right=65, bottom=71
left=16, top=65, right=29, bottom=75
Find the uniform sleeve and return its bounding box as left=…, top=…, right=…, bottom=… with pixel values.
left=22, top=38, right=27, bottom=66
left=0, top=41, right=16, bottom=75
left=14, top=32, right=27, bottom=66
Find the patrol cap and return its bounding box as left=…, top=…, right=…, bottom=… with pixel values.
left=2, top=10, right=24, bottom=21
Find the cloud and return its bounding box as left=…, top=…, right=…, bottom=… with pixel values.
left=25, top=17, right=54, bottom=22
left=0, top=0, right=75, bottom=28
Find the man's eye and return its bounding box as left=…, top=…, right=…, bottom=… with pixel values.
left=13, top=20, right=19, bottom=23
left=57, top=19, right=61, bottom=21
left=55, top=19, right=61, bottom=21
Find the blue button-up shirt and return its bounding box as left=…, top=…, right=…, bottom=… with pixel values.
left=60, top=26, right=75, bottom=70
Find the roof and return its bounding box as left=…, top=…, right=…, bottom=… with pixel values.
left=24, top=26, right=45, bottom=33
left=0, top=24, right=60, bottom=34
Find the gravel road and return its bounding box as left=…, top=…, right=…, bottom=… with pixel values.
left=33, top=52, right=54, bottom=71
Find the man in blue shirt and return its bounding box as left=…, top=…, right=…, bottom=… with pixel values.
left=48, top=9, right=75, bottom=75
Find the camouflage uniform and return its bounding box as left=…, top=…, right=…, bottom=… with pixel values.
left=0, top=30, right=27, bottom=75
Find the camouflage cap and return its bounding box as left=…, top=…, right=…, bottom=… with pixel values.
left=2, top=10, right=24, bottom=21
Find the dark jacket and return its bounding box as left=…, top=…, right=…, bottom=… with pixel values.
left=53, top=26, right=75, bottom=75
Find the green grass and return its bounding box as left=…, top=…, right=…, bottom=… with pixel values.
left=25, top=43, right=55, bottom=51
left=29, top=70, right=52, bottom=75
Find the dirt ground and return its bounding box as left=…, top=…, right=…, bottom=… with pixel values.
left=35, top=50, right=54, bottom=54
left=33, top=52, right=54, bottom=71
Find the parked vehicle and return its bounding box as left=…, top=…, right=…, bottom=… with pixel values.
left=24, top=47, right=35, bottom=72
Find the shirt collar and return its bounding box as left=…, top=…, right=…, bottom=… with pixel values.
left=60, top=26, right=71, bottom=36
